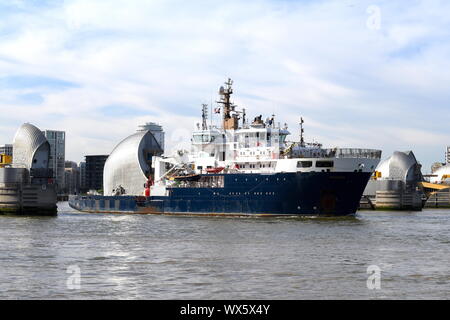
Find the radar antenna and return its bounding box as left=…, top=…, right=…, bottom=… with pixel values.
left=201, top=103, right=208, bottom=130
left=216, top=78, right=238, bottom=130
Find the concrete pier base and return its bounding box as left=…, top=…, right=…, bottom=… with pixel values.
left=0, top=182, right=57, bottom=216
left=424, top=190, right=450, bottom=208
left=359, top=190, right=423, bottom=211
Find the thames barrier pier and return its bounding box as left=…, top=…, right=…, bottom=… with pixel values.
left=360, top=150, right=450, bottom=210
left=0, top=123, right=57, bottom=216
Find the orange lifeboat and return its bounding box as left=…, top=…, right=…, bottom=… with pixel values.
left=206, top=167, right=224, bottom=173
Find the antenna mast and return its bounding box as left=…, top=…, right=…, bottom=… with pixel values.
left=201, top=104, right=208, bottom=130
left=217, top=78, right=238, bottom=130
left=300, top=117, right=305, bottom=147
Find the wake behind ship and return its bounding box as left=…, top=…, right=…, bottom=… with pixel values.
left=70, top=79, right=381, bottom=216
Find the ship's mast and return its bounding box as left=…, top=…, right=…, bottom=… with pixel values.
left=299, top=117, right=305, bottom=147
left=217, top=78, right=238, bottom=130
left=201, top=103, right=208, bottom=130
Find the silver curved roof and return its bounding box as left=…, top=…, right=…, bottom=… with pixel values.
left=376, top=151, right=422, bottom=182
left=12, top=123, right=50, bottom=169
left=103, top=130, right=163, bottom=196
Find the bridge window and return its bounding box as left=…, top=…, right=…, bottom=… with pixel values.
left=193, top=134, right=215, bottom=143
left=297, top=161, right=313, bottom=168
left=316, top=161, right=334, bottom=168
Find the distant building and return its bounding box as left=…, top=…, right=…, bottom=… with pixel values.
left=446, top=146, right=450, bottom=164
left=431, top=162, right=445, bottom=174
left=65, top=161, right=78, bottom=170
left=43, top=130, right=65, bottom=191
left=0, top=144, right=13, bottom=156
left=85, top=155, right=108, bottom=192
left=138, top=122, right=165, bottom=152
left=64, top=161, right=80, bottom=195
left=79, top=161, right=86, bottom=193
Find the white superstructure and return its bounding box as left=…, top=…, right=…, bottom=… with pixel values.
left=150, top=79, right=381, bottom=189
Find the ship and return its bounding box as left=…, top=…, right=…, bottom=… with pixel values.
left=69, top=79, right=381, bottom=216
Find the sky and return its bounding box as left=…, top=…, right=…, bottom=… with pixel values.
left=0, top=0, right=449, bottom=172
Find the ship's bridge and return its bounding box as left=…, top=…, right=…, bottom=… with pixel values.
left=190, top=125, right=290, bottom=165
left=191, top=130, right=221, bottom=144
left=233, top=127, right=289, bottom=148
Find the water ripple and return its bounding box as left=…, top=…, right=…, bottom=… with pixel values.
left=0, top=203, right=449, bottom=299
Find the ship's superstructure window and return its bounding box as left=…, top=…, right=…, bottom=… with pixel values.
left=193, top=134, right=215, bottom=143
left=316, top=161, right=334, bottom=168
left=170, top=175, right=224, bottom=188
left=297, top=161, right=313, bottom=168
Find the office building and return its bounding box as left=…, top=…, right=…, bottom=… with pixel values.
left=79, top=161, right=86, bottom=193
left=43, top=130, right=65, bottom=190
left=64, top=161, right=80, bottom=195
left=446, top=146, right=450, bottom=164
left=85, top=155, right=108, bottom=192
left=0, top=144, right=13, bottom=156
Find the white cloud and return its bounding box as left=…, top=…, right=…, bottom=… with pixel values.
left=0, top=0, right=449, bottom=172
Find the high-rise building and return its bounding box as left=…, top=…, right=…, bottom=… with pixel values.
left=64, top=161, right=80, bottom=195
left=0, top=144, right=13, bottom=156
left=137, top=122, right=165, bottom=152
left=79, top=161, right=86, bottom=193
left=85, top=155, right=108, bottom=192
left=43, top=130, right=65, bottom=191
left=446, top=146, right=450, bottom=164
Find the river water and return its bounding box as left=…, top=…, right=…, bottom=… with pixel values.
left=0, top=202, right=448, bottom=299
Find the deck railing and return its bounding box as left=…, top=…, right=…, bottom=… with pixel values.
left=319, top=148, right=382, bottom=159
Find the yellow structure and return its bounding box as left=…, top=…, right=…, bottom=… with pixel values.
left=419, top=181, right=450, bottom=190
left=0, top=154, right=12, bottom=167
left=418, top=181, right=450, bottom=198
left=372, top=171, right=382, bottom=179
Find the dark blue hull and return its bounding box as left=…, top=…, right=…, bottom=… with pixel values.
left=69, top=172, right=371, bottom=216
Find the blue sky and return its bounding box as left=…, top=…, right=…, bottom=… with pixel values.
left=0, top=0, right=449, bottom=172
